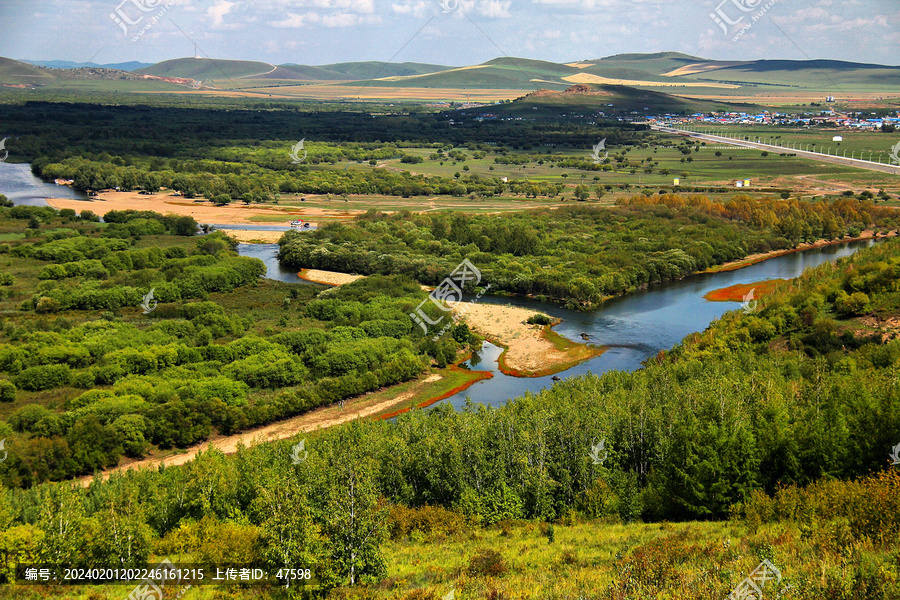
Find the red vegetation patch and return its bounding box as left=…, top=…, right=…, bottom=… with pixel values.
left=704, top=280, right=784, bottom=303
left=378, top=365, right=493, bottom=420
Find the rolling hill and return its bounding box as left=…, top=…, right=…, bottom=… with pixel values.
left=0, top=57, right=56, bottom=87
left=4, top=53, right=899, bottom=103
left=135, top=57, right=277, bottom=80
left=490, top=84, right=759, bottom=118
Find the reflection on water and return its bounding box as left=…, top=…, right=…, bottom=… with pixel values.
left=437, top=239, right=875, bottom=410
left=237, top=243, right=318, bottom=284
left=0, top=163, right=87, bottom=206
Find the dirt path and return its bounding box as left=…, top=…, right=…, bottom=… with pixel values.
left=79, top=374, right=442, bottom=485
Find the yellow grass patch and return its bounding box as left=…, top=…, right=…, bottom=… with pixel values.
left=562, top=73, right=740, bottom=89
left=661, top=61, right=748, bottom=77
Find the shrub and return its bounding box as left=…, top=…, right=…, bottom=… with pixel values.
left=0, top=380, right=16, bottom=402
left=526, top=313, right=553, bottom=326
left=467, top=549, right=507, bottom=577
left=14, top=364, right=71, bottom=391
left=387, top=505, right=469, bottom=541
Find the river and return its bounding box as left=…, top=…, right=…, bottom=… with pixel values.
left=0, top=162, right=875, bottom=410
left=0, top=163, right=87, bottom=205
left=238, top=240, right=874, bottom=410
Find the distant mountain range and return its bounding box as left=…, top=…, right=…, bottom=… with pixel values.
left=21, top=60, right=153, bottom=71
left=3, top=52, right=898, bottom=101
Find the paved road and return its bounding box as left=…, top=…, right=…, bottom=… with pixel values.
left=652, top=126, right=900, bottom=177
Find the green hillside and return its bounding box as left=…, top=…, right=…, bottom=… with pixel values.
left=690, top=59, right=900, bottom=92
left=491, top=84, right=759, bottom=117
left=0, top=57, right=57, bottom=87
left=323, top=61, right=453, bottom=79
left=135, top=57, right=276, bottom=80
left=588, top=51, right=715, bottom=75
left=255, top=64, right=349, bottom=81
left=362, top=58, right=577, bottom=89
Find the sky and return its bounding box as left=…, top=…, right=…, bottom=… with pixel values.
left=0, top=0, right=897, bottom=67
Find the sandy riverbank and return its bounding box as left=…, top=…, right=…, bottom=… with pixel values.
left=79, top=373, right=448, bottom=485
left=224, top=229, right=288, bottom=243
left=298, top=269, right=367, bottom=286
left=46, top=191, right=330, bottom=226
left=453, top=302, right=603, bottom=376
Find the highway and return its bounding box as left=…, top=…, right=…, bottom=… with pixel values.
left=651, top=125, right=900, bottom=177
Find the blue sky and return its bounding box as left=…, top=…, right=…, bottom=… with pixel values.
left=0, top=0, right=897, bottom=67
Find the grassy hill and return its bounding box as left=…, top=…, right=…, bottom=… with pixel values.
left=490, top=84, right=759, bottom=117
left=0, top=57, right=56, bottom=87
left=252, top=61, right=453, bottom=83
left=690, top=59, right=900, bottom=92
left=323, top=61, right=453, bottom=79
left=359, top=58, right=578, bottom=90
left=135, top=57, right=276, bottom=80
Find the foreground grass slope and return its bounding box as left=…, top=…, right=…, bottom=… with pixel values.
left=2, top=231, right=899, bottom=599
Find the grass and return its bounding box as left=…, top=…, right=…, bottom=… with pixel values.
left=9, top=512, right=900, bottom=598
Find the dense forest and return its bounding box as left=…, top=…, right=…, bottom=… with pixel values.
left=0, top=99, right=661, bottom=201
left=2, top=100, right=649, bottom=161
left=278, top=195, right=899, bottom=308
left=1, top=220, right=899, bottom=597
left=0, top=205, right=479, bottom=486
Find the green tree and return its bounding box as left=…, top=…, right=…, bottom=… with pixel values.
left=317, top=423, right=388, bottom=586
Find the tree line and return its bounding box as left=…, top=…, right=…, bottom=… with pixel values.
left=278, top=196, right=899, bottom=308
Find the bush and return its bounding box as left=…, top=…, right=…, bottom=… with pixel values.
left=467, top=548, right=507, bottom=577
left=387, top=505, right=469, bottom=541
left=0, top=380, right=16, bottom=402
left=526, top=313, right=553, bottom=326
left=15, top=364, right=72, bottom=391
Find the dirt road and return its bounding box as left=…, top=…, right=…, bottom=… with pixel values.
left=79, top=374, right=442, bottom=485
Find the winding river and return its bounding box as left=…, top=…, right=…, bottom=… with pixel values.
left=0, top=161, right=876, bottom=410
left=236, top=243, right=874, bottom=412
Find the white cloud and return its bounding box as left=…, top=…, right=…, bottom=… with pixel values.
left=207, top=0, right=235, bottom=27
left=392, top=1, right=430, bottom=17
left=321, top=12, right=360, bottom=26
left=270, top=11, right=311, bottom=27
left=478, top=0, right=511, bottom=18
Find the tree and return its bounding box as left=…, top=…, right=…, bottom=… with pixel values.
left=253, top=465, right=321, bottom=587
left=317, top=423, right=388, bottom=586
left=36, top=484, right=88, bottom=567
left=574, top=185, right=590, bottom=201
